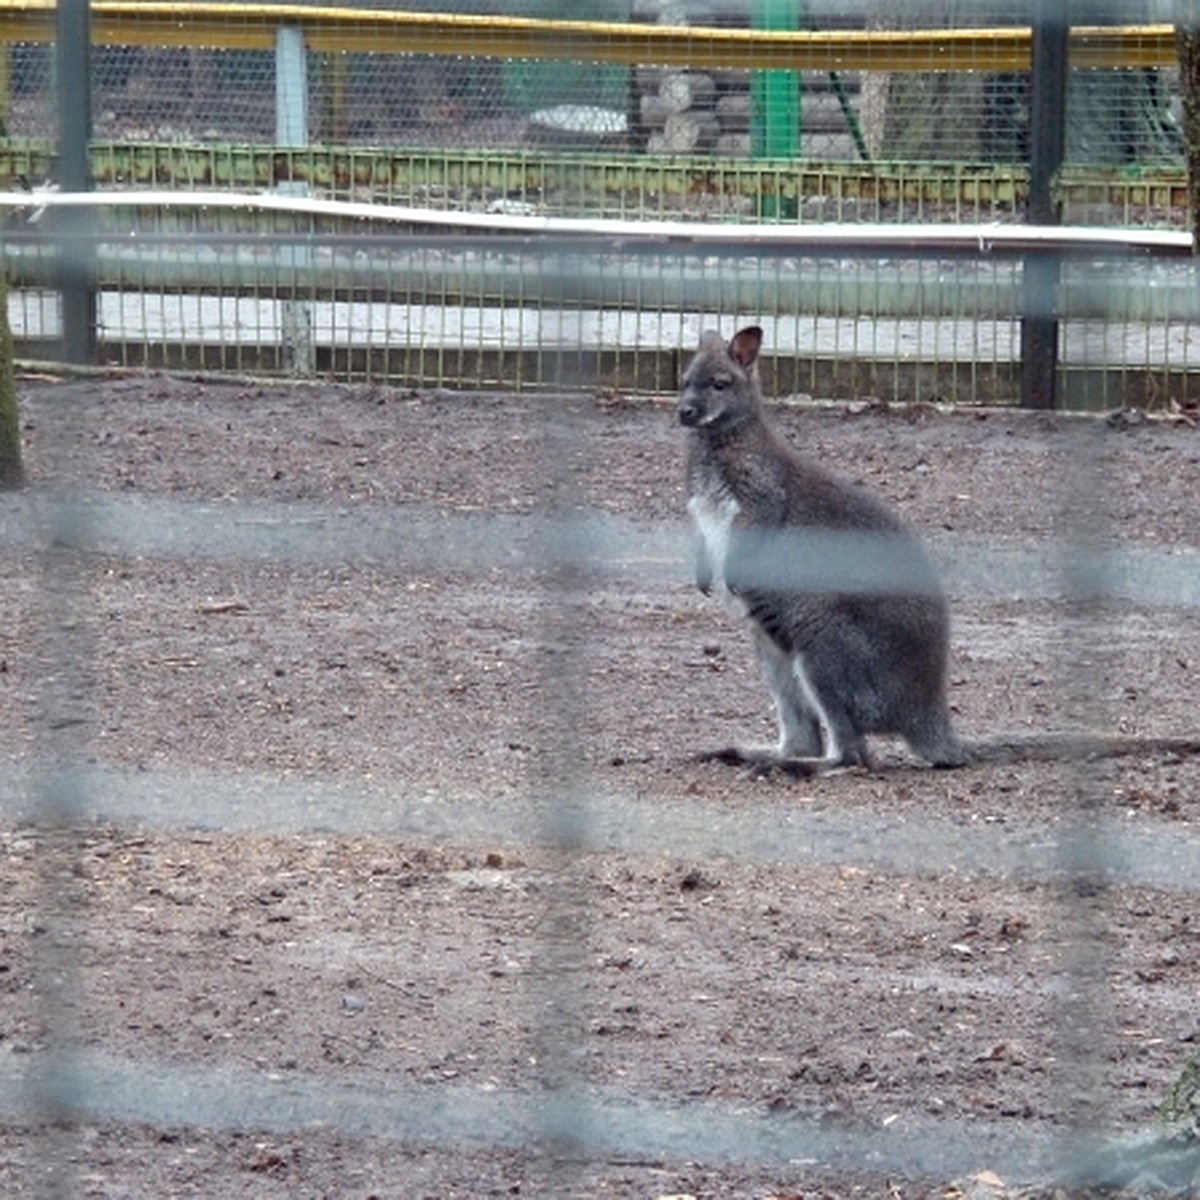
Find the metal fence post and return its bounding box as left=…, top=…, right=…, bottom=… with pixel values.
left=1020, top=0, right=1068, bottom=409
left=276, top=23, right=314, bottom=375
left=56, top=0, right=96, bottom=364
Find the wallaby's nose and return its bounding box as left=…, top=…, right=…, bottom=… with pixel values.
left=678, top=398, right=702, bottom=427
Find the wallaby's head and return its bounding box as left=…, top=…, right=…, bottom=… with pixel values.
left=678, top=326, right=763, bottom=434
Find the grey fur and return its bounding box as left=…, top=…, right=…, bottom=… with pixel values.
left=679, top=325, right=968, bottom=775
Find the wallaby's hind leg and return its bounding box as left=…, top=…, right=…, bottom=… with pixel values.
left=905, top=707, right=969, bottom=769
left=758, top=632, right=823, bottom=759
left=784, top=647, right=874, bottom=770
left=695, top=633, right=815, bottom=773
left=697, top=632, right=869, bottom=776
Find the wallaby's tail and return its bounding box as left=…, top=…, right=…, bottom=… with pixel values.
left=963, top=733, right=1200, bottom=766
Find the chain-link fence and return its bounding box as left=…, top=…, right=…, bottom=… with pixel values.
left=2, top=3, right=1200, bottom=404
left=1, top=2, right=1186, bottom=167
left=3, top=5, right=1200, bottom=1197
left=3, top=299, right=1200, bottom=1198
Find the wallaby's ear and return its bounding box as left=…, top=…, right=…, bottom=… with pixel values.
left=728, top=326, right=763, bottom=369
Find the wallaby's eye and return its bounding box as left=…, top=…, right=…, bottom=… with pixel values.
left=712, top=378, right=729, bottom=391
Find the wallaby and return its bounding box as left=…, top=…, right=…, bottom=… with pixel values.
left=679, top=325, right=1200, bottom=775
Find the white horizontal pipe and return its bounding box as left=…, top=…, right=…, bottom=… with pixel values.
left=0, top=189, right=1192, bottom=255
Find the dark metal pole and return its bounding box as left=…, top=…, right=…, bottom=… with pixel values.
left=1020, top=0, right=1068, bottom=409
left=56, top=0, right=96, bottom=364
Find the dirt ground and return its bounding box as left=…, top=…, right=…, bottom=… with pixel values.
left=1, top=370, right=1199, bottom=1199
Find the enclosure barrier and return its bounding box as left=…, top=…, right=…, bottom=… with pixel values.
left=0, top=2, right=1181, bottom=71
left=1, top=142, right=1190, bottom=224
left=5, top=16, right=1200, bottom=1191
left=2, top=423, right=1199, bottom=1190
left=8, top=186, right=1193, bottom=249
left=4, top=188, right=1198, bottom=408
left=2, top=3, right=1196, bottom=404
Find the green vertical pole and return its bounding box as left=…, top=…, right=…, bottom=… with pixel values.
left=751, top=0, right=800, bottom=217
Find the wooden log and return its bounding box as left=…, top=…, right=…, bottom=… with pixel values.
left=634, top=66, right=666, bottom=95
left=648, top=110, right=720, bottom=153
left=715, top=131, right=752, bottom=157
left=711, top=69, right=751, bottom=93
left=715, top=91, right=752, bottom=130
left=639, top=92, right=674, bottom=129
left=658, top=71, right=717, bottom=115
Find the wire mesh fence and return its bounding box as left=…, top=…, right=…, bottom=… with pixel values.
left=3, top=2, right=1198, bottom=406
left=3, top=193, right=1199, bottom=408
left=3, top=353, right=1200, bottom=1195
left=0, top=2, right=1187, bottom=166
left=4, top=17, right=1200, bottom=1198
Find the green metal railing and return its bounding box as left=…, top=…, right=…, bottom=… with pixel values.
left=1, top=4, right=1197, bottom=406
left=1, top=140, right=1189, bottom=227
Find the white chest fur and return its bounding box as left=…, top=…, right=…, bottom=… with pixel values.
left=688, top=491, right=746, bottom=615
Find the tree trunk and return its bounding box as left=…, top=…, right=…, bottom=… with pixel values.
left=1177, top=3, right=1200, bottom=252
left=1139, top=1047, right=1200, bottom=1190
left=0, top=257, right=24, bottom=491
left=1159, top=1048, right=1200, bottom=1141
left=862, top=1, right=990, bottom=162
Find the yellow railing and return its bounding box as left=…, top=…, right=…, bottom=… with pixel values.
left=0, top=1, right=1180, bottom=71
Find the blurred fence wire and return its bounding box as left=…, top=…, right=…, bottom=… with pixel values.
left=2, top=4, right=1200, bottom=1195
left=2, top=382, right=1199, bottom=1192
left=3, top=404, right=1200, bottom=1177
left=2, top=2, right=1200, bottom=405
left=0, top=2, right=1187, bottom=165
left=2, top=189, right=1199, bottom=407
